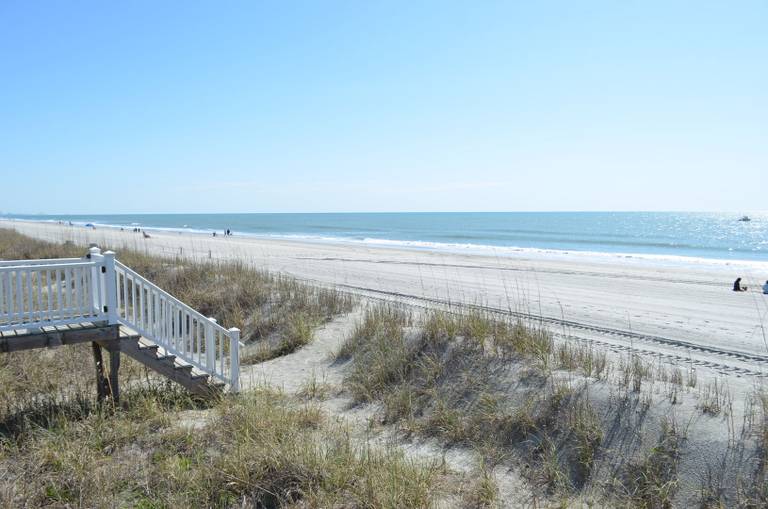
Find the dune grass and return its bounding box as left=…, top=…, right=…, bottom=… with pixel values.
left=0, top=229, right=449, bottom=508
left=336, top=305, right=768, bottom=506
left=0, top=384, right=448, bottom=508
left=337, top=306, right=608, bottom=495
left=0, top=228, right=354, bottom=362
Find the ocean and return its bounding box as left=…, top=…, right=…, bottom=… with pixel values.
left=2, top=212, right=766, bottom=264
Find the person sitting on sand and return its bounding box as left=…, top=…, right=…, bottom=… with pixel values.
left=733, top=277, right=748, bottom=292
left=763, top=280, right=768, bottom=294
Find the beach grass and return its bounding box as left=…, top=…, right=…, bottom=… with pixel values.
left=0, top=384, right=449, bottom=507
left=335, top=304, right=768, bottom=506
left=0, top=227, right=354, bottom=362
left=0, top=229, right=448, bottom=507
left=337, top=306, right=608, bottom=492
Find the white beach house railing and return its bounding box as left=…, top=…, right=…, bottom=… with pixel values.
left=0, top=248, right=240, bottom=392
left=0, top=257, right=108, bottom=332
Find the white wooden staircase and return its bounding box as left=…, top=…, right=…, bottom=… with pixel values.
left=0, top=247, right=241, bottom=397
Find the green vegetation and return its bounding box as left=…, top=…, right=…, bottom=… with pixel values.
left=618, top=417, right=684, bottom=509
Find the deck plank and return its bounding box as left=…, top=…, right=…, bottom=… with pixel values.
left=0, top=323, right=120, bottom=353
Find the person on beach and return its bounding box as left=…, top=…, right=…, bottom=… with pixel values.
left=733, top=277, right=748, bottom=292
left=763, top=280, right=768, bottom=294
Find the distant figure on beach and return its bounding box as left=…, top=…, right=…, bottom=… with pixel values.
left=213, top=231, right=216, bottom=237
left=733, top=278, right=748, bottom=292
left=226, top=228, right=231, bottom=236
left=763, top=280, right=768, bottom=294
left=143, top=231, right=151, bottom=239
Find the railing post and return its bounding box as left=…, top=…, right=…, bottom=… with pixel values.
left=87, top=247, right=103, bottom=318
left=228, top=327, right=240, bottom=393
left=206, top=317, right=216, bottom=372
left=103, top=251, right=118, bottom=325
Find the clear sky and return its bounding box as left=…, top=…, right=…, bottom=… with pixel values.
left=1, top=1, right=765, bottom=214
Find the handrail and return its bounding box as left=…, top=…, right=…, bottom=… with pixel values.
left=0, top=257, right=81, bottom=266
left=0, top=261, right=97, bottom=271
left=113, top=258, right=240, bottom=390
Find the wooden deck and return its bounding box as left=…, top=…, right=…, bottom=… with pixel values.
left=0, top=322, right=119, bottom=353
left=1, top=248, right=240, bottom=397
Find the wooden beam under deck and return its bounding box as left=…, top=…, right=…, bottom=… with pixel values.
left=0, top=323, right=120, bottom=353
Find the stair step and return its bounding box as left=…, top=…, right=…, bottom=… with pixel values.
left=118, top=329, right=227, bottom=397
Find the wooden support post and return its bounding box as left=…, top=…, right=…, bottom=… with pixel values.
left=108, top=348, right=121, bottom=404
left=91, top=342, right=109, bottom=402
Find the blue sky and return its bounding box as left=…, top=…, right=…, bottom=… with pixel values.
left=1, top=1, right=765, bottom=214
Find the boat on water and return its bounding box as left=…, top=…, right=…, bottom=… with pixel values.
left=738, top=215, right=751, bottom=222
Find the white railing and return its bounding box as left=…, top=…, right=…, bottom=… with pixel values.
left=0, top=255, right=108, bottom=332
left=0, top=248, right=240, bottom=392
left=114, top=259, right=240, bottom=391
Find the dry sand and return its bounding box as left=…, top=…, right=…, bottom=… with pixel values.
left=6, top=219, right=768, bottom=376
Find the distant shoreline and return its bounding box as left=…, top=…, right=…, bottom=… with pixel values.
left=2, top=215, right=766, bottom=272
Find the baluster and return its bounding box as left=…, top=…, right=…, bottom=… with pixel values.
left=205, top=317, right=216, bottom=371
left=131, top=277, right=137, bottom=325
left=116, top=272, right=123, bottom=317
left=122, top=273, right=128, bottom=321
left=0, top=272, right=5, bottom=322
left=46, top=270, right=53, bottom=322
left=196, top=318, right=202, bottom=365
left=153, top=290, right=159, bottom=338
left=218, top=329, right=224, bottom=377
left=56, top=270, right=63, bottom=321
left=35, top=270, right=42, bottom=323
left=74, top=267, right=82, bottom=318
left=229, top=328, right=240, bottom=392
left=165, top=299, right=172, bottom=345
left=4, top=272, right=10, bottom=323
left=139, top=281, right=145, bottom=331
left=65, top=268, right=72, bottom=318
left=25, top=269, right=32, bottom=324
left=16, top=270, right=23, bottom=324
left=6, top=272, right=13, bottom=324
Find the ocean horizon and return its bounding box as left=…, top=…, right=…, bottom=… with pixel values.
left=2, top=211, right=766, bottom=265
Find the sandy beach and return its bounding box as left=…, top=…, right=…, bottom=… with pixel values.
left=6, top=219, right=767, bottom=366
